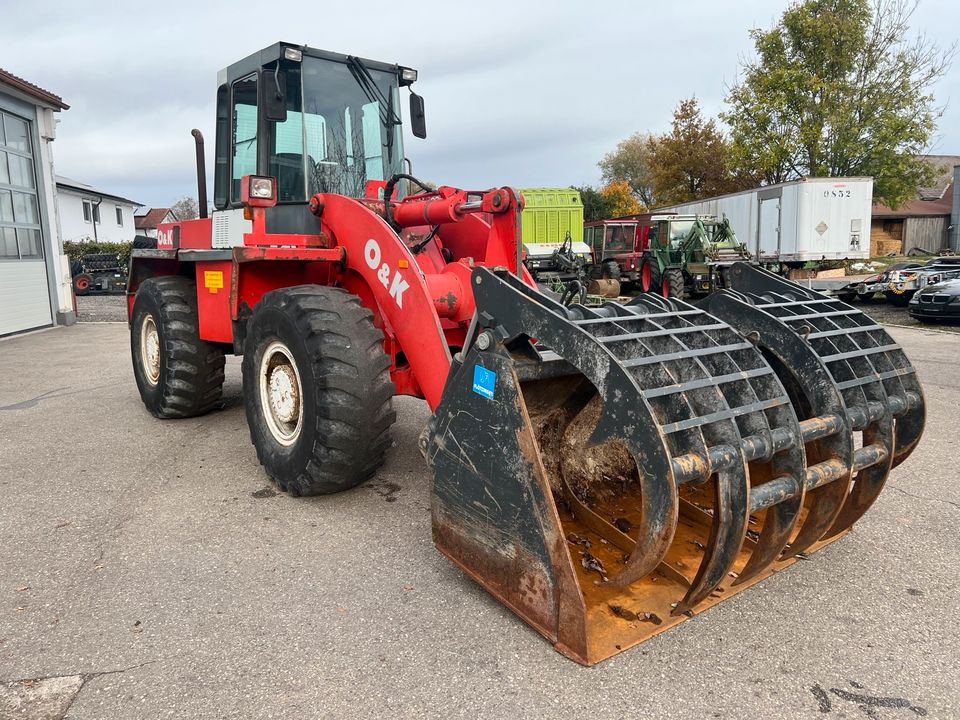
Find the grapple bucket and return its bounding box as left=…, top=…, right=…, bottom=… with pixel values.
left=426, top=264, right=924, bottom=665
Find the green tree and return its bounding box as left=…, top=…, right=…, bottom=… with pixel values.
left=573, top=185, right=615, bottom=222
left=598, top=132, right=656, bottom=208
left=648, top=97, right=743, bottom=205
left=722, top=0, right=954, bottom=207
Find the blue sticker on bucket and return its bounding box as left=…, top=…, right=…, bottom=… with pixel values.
left=472, top=365, right=496, bottom=400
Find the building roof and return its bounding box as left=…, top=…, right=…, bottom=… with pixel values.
left=0, top=68, right=69, bottom=110
left=872, top=185, right=953, bottom=219
left=134, top=208, right=175, bottom=230
left=916, top=155, right=960, bottom=200
left=55, top=175, right=142, bottom=207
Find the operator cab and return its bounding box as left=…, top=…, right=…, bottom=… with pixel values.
left=212, top=42, right=425, bottom=211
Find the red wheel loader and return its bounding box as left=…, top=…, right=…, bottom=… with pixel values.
left=128, top=43, right=926, bottom=665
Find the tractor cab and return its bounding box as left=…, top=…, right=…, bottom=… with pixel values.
left=212, top=42, right=424, bottom=212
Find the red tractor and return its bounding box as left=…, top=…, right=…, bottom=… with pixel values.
left=129, top=43, right=926, bottom=665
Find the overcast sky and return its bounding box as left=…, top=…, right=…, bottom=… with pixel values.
left=3, top=0, right=958, bottom=208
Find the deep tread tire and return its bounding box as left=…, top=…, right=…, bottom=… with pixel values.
left=640, top=253, right=661, bottom=293
left=601, top=260, right=621, bottom=281
left=662, top=267, right=685, bottom=299
left=130, top=276, right=226, bottom=418
left=242, top=286, right=396, bottom=496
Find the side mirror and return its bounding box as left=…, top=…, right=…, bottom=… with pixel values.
left=409, top=91, right=426, bottom=139
left=262, top=68, right=287, bottom=123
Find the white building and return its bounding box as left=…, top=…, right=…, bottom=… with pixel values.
left=56, top=176, right=141, bottom=243
left=0, top=67, right=74, bottom=336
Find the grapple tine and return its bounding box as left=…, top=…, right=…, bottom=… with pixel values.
left=734, top=490, right=802, bottom=585
left=675, top=467, right=749, bottom=613
left=825, top=425, right=895, bottom=538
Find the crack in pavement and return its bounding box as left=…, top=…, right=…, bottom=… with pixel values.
left=3, top=658, right=169, bottom=720
left=887, top=485, right=960, bottom=511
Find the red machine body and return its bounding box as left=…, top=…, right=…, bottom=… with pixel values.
left=129, top=184, right=531, bottom=408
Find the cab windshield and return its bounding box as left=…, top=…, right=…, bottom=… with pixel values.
left=235, top=56, right=405, bottom=202
left=668, top=220, right=695, bottom=248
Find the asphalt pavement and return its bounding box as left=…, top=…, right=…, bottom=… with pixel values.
left=0, top=321, right=957, bottom=719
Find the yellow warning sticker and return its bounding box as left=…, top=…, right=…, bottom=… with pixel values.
left=204, top=270, right=224, bottom=294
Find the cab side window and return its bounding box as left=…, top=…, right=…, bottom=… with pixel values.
left=231, top=74, right=258, bottom=202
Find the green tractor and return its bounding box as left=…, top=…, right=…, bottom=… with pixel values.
left=638, top=213, right=752, bottom=298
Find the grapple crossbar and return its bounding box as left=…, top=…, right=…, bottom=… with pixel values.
left=427, top=264, right=925, bottom=664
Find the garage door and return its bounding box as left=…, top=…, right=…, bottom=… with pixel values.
left=0, top=108, right=52, bottom=336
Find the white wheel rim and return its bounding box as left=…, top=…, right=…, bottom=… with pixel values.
left=140, top=315, right=161, bottom=385
left=259, top=341, right=303, bottom=446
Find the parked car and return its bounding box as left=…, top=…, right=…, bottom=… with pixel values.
left=884, top=257, right=960, bottom=307
left=834, top=261, right=922, bottom=302
left=908, top=278, right=960, bottom=322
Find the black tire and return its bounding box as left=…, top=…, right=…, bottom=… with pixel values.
left=662, top=267, right=684, bottom=299
left=133, top=235, right=158, bottom=249
left=640, top=253, right=661, bottom=293
left=73, top=273, right=93, bottom=296
left=130, top=276, right=226, bottom=419
left=837, top=292, right=856, bottom=303
left=600, top=260, right=621, bottom=281
left=885, top=290, right=913, bottom=307
left=241, top=286, right=395, bottom=496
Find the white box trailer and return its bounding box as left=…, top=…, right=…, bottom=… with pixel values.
left=655, top=177, right=873, bottom=265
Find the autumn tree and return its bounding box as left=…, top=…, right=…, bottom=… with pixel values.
left=170, top=196, right=200, bottom=220
left=722, top=0, right=954, bottom=208
left=648, top=97, right=743, bottom=205
left=598, top=132, right=656, bottom=208
left=599, top=181, right=642, bottom=218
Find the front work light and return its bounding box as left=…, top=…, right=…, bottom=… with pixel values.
left=241, top=175, right=277, bottom=207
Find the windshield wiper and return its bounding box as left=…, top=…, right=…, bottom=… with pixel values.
left=346, top=56, right=401, bottom=162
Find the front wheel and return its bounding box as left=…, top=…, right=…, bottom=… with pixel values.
left=661, top=268, right=684, bottom=299
left=600, top=260, right=621, bottom=281
left=241, top=286, right=396, bottom=496
left=639, top=255, right=661, bottom=293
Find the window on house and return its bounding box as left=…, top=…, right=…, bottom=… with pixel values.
left=83, top=200, right=100, bottom=224
left=116, top=206, right=123, bottom=225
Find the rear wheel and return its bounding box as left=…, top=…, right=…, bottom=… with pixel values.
left=130, top=276, right=225, bottom=418
left=73, top=273, right=93, bottom=296
left=640, top=255, right=661, bottom=293
left=661, top=268, right=684, bottom=299
left=241, top=286, right=395, bottom=496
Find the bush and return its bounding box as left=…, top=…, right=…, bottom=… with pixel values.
left=63, top=240, right=132, bottom=268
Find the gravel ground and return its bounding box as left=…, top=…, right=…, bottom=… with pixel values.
left=854, top=297, right=960, bottom=333
left=75, top=295, right=127, bottom=323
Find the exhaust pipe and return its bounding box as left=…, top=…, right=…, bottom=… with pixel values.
left=191, top=129, right=208, bottom=219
